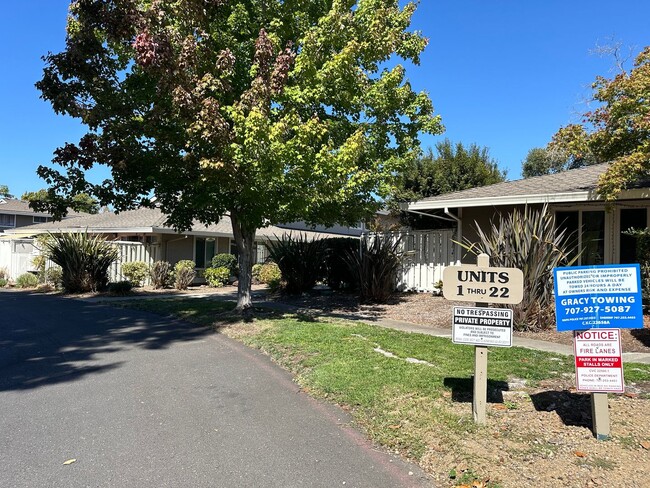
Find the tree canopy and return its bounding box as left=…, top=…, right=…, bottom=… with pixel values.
left=35, top=0, right=441, bottom=309
left=0, top=185, right=12, bottom=198
left=22, top=189, right=99, bottom=214
left=547, top=45, right=650, bottom=198
left=390, top=139, right=505, bottom=228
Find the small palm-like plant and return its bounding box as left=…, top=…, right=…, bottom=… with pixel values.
left=461, top=204, right=579, bottom=330
left=345, top=235, right=402, bottom=303
left=265, top=234, right=328, bottom=294
left=44, top=232, right=119, bottom=293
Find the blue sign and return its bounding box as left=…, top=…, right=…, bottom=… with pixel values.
left=553, top=264, right=643, bottom=331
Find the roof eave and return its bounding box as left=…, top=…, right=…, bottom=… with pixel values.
left=408, top=190, right=601, bottom=211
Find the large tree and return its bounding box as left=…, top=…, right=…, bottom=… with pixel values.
left=22, top=189, right=99, bottom=214
left=0, top=185, right=12, bottom=198
left=548, top=45, right=650, bottom=199
left=390, top=139, right=505, bottom=228
left=35, top=0, right=442, bottom=310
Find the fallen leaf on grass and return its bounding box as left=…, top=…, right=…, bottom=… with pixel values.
left=640, top=441, right=650, bottom=450
left=493, top=404, right=507, bottom=410
left=574, top=451, right=586, bottom=458
left=62, top=459, right=77, bottom=465
left=388, top=424, right=401, bottom=430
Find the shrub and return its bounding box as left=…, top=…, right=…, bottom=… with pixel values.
left=345, top=236, right=401, bottom=303
left=321, top=237, right=360, bottom=290
left=204, top=266, right=230, bottom=287
left=265, top=234, right=328, bottom=294
left=211, top=253, right=238, bottom=275
left=258, top=262, right=282, bottom=290
left=121, top=261, right=149, bottom=287
left=0, top=267, right=8, bottom=281
left=462, top=204, right=579, bottom=331
left=150, top=261, right=173, bottom=289
left=45, top=267, right=63, bottom=288
left=174, top=260, right=196, bottom=290
left=0, top=278, right=8, bottom=288
left=43, top=232, right=118, bottom=293
left=108, top=280, right=133, bottom=295
left=252, top=263, right=264, bottom=283
left=16, top=273, right=39, bottom=289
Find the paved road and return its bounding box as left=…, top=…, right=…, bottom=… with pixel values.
left=0, top=291, right=432, bottom=488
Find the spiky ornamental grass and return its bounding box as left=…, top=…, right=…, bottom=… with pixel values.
left=265, top=233, right=328, bottom=294
left=44, top=232, right=119, bottom=293
left=462, top=204, right=579, bottom=330
left=345, top=235, right=402, bottom=303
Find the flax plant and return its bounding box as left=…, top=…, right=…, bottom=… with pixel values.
left=461, top=205, right=579, bottom=330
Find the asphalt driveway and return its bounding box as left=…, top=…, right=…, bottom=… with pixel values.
left=0, top=291, right=431, bottom=488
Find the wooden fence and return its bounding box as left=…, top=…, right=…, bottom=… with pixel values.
left=364, top=229, right=458, bottom=292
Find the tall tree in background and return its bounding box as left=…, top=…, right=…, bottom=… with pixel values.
left=35, top=0, right=442, bottom=310
left=0, top=185, right=13, bottom=198
left=548, top=45, right=650, bottom=198
left=22, top=189, right=99, bottom=214
left=390, top=139, right=505, bottom=228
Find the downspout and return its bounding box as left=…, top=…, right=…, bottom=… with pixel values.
left=444, top=207, right=462, bottom=265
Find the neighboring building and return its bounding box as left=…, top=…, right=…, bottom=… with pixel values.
left=407, top=163, right=650, bottom=266
left=0, top=198, right=59, bottom=233
left=3, top=206, right=363, bottom=281
left=397, top=163, right=650, bottom=291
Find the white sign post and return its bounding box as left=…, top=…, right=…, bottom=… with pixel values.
left=443, top=254, right=523, bottom=424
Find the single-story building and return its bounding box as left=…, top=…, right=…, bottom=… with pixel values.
left=403, top=163, right=650, bottom=290
left=2, top=206, right=363, bottom=281
left=0, top=197, right=81, bottom=233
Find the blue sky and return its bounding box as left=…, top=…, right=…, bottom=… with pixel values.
left=1, top=1, right=649, bottom=197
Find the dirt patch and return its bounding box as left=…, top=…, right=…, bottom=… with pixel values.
left=273, top=291, right=650, bottom=354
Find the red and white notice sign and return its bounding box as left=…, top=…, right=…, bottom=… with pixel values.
left=574, top=329, right=624, bottom=393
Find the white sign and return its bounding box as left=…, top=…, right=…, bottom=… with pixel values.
left=574, top=328, right=624, bottom=393
left=452, top=306, right=513, bottom=347
left=443, top=265, right=524, bottom=304
left=555, top=266, right=639, bottom=296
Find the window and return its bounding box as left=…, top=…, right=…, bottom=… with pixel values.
left=230, top=240, right=266, bottom=263
left=0, top=213, right=16, bottom=227
left=195, top=237, right=217, bottom=268
left=620, top=208, right=647, bottom=264
left=555, top=210, right=606, bottom=265
left=33, top=216, right=48, bottom=223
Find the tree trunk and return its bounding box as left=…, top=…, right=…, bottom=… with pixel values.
left=231, top=213, right=256, bottom=312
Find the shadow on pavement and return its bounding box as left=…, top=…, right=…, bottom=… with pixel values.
left=0, top=291, right=214, bottom=392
